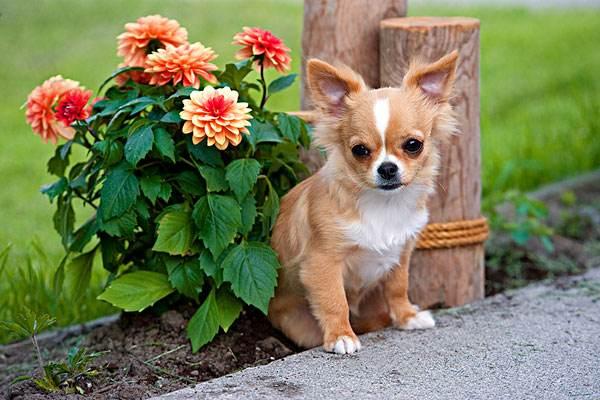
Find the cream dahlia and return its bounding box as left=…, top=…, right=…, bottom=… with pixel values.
left=233, top=27, right=291, bottom=73
left=145, top=43, right=218, bottom=89
left=180, top=86, right=252, bottom=150
left=25, top=76, right=83, bottom=143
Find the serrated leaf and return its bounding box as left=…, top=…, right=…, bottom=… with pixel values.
left=165, top=257, right=204, bottom=300
left=215, top=287, right=242, bottom=332
left=160, top=110, right=182, bottom=124
left=175, top=171, right=206, bottom=196
left=199, top=249, right=222, bottom=286
left=141, top=175, right=172, bottom=204
left=187, top=288, right=219, bottom=352
left=198, top=165, right=229, bottom=192
left=97, top=271, right=174, bottom=312
left=262, top=178, right=280, bottom=232
left=66, top=249, right=96, bottom=300
left=277, top=113, right=302, bottom=143
left=240, top=195, right=257, bottom=235
left=41, top=177, right=68, bottom=202
left=99, top=209, right=137, bottom=238
left=225, top=159, right=261, bottom=202
left=153, top=208, right=194, bottom=255
left=192, top=195, right=241, bottom=259
left=47, top=143, right=71, bottom=176
left=268, top=73, right=297, bottom=94
left=99, top=163, right=139, bottom=220
left=125, top=124, right=154, bottom=166
left=246, top=120, right=283, bottom=150
left=187, top=137, right=224, bottom=166
left=154, top=127, right=176, bottom=162
left=218, top=61, right=253, bottom=90
left=221, top=242, right=279, bottom=314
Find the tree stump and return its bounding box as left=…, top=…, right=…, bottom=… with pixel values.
left=379, top=17, right=484, bottom=308
left=301, top=0, right=407, bottom=109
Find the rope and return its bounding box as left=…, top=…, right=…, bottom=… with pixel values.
left=416, top=217, right=489, bottom=250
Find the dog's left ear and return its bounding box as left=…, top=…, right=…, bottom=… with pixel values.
left=403, top=50, right=458, bottom=103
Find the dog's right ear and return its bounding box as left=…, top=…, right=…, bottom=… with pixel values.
left=307, top=59, right=366, bottom=116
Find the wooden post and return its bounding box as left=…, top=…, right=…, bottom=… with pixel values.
left=379, top=17, right=484, bottom=308
left=301, top=0, right=407, bottom=109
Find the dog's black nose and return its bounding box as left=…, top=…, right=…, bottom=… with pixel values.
left=377, top=162, right=399, bottom=180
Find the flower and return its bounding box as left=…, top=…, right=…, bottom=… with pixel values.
left=55, top=88, right=93, bottom=126
left=233, top=27, right=291, bottom=73
left=25, top=76, right=83, bottom=143
left=117, top=15, right=188, bottom=67
left=180, top=86, right=252, bottom=150
left=145, top=43, right=218, bottom=89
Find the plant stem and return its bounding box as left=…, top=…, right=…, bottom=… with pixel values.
left=74, top=192, right=97, bottom=209
left=259, top=59, right=268, bottom=110
left=31, top=334, right=45, bottom=373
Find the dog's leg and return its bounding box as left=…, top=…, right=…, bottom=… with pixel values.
left=301, top=255, right=361, bottom=354
left=384, top=242, right=435, bottom=330
left=269, top=294, right=323, bottom=349
left=350, top=284, right=392, bottom=334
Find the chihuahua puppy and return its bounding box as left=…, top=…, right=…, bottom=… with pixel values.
left=268, top=51, right=458, bottom=354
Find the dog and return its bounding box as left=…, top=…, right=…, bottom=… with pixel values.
left=268, top=51, right=458, bottom=354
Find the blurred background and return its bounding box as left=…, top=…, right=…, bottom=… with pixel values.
left=0, top=0, right=598, bottom=342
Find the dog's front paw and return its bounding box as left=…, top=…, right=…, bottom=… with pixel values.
left=396, top=310, right=435, bottom=330
left=323, top=334, right=362, bottom=354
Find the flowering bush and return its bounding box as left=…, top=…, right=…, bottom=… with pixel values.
left=26, top=15, right=310, bottom=351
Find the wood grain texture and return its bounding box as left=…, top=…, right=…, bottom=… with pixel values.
left=301, top=0, right=407, bottom=109
left=380, top=17, right=484, bottom=308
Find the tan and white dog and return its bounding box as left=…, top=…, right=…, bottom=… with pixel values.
left=268, top=51, right=458, bottom=354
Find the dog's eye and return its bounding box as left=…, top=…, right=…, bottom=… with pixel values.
left=351, top=144, right=370, bottom=158
left=402, top=139, right=423, bottom=155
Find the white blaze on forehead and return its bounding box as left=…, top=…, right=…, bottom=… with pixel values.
left=373, top=98, right=390, bottom=144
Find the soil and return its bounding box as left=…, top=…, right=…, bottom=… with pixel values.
left=1, top=308, right=296, bottom=399
left=2, top=172, right=599, bottom=399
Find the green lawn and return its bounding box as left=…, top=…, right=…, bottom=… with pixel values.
left=0, top=0, right=599, bottom=343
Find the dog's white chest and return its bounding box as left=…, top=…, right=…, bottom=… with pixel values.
left=343, top=189, right=428, bottom=286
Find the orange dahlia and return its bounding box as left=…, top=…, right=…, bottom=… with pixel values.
left=145, top=43, right=218, bottom=89
left=233, top=27, right=291, bottom=73
left=117, top=15, right=188, bottom=67
left=180, top=86, right=252, bottom=150
left=25, top=76, right=84, bottom=143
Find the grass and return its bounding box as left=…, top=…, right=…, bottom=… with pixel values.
left=0, top=0, right=598, bottom=343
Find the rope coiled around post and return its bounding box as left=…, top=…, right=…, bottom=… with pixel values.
left=416, top=217, right=489, bottom=250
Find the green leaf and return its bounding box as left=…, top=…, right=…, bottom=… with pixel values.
left=240, top=195, right=257, bottom=235
left=47, top=143, right=71, bottom=176
left=99, top=209, right=137, bottom=238
left=70, top=216, right=99, bottom=252
left=153, top=208, right=194, bottom=255
left=277, top=113, right=302, bottom=143
left=160, top=110, right=182, bottom=124
left=0, top=244, right=11, bottom=278
left=99, top=163, right=139, bottom=220
left=165, top=257, right=204, bottom=300
left=98, top=65, right=144, bottom=93
left=221, top=242, right=279, bottom=314
left=141, top=175, right=172, bottom=204
left=168, top=86, right=195, bottom=100
left=187, top=137, right=224, bottom=167
left=153, top=127, right=176, bottom=162
left=52, top=254, right=68, bottom=294
left=218, top=61, right=253, bottom=90
left=66, top=249, right=96, bottom=300
left=93, top=140, right=124, bottom=167
left=193, top=195, right=241, bottom=259
left=97, top=271, right=174, bottom=312
left=198, top=165, right=229, bottom=192
left=54, top=195, right=75, bottom=250
left=175, top=171, right=206, bottom=196
left=199, top=249, right=222, bottom=286
left=41, top=177, right=68, bottom=202
left=187, top=288, right=220, bottom=352
left=125, top=124, right=154, bottom=166
left=268, top=73, right=297, bottom=94
left=246, top=120, right=284, bottom=150
left=215, top=287, right=242, bottom=332
left=225, top=159, right=261, bottom=202
left=262, top=178, right=280, bottom=232
left=99, top=234, right=122, bottom=273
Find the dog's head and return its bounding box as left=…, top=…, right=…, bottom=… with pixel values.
left=307, top=51, right=458, bottom=192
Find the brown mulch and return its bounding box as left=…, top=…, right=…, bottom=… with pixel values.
left=1, top=307, right=296, bottom=399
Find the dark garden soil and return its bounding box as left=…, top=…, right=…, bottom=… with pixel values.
left=2, top=172, right=599, bottom=399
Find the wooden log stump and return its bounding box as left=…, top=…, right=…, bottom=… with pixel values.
left=380, top=17, right=484, bottom=308
left=301, top=0, right=407, bottom=109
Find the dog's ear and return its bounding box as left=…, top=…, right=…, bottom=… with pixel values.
left=307, top=59, right=366, bottom=116
left=403, top=50, right=458, bottom=103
